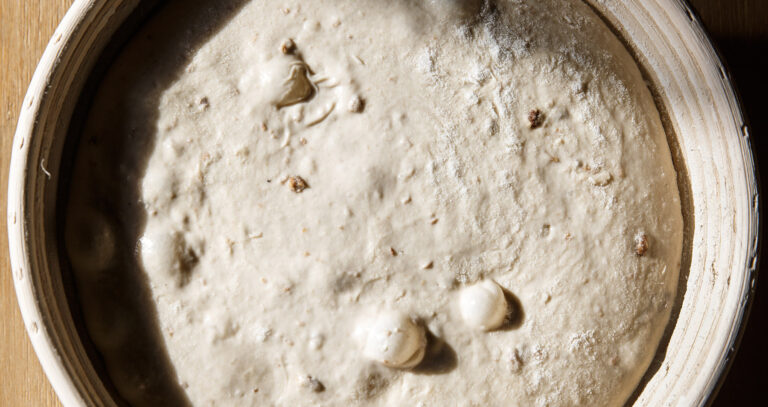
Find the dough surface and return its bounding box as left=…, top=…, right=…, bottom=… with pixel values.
left=65, top=0, right=684, bottom=406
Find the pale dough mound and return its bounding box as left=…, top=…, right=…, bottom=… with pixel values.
left=66, top=0, right=683, bottom=406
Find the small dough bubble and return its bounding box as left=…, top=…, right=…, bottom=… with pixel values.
left=459, top=280, right=508, bottom=331
left=348, top=95, right=365, bottom=113
left=362, top=311, right=426, bottom=369
left=140, top=225, right=197, bottom=286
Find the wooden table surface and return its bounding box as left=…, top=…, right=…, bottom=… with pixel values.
left=1, top=1, right=765, bottom=406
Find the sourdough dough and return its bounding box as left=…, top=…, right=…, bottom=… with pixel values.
left=65, top=0, right=684, bottom=406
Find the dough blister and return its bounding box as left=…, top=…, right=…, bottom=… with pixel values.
left=459, top=280, right=509, bottom=331
left=361, top=311, right=426, bottom=369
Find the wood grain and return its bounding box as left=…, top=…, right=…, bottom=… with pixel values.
left=690, top=0, right=768, bottom=39
left=0, top=0, right=761, bottom=406
left=1, top=2, right=72, bottom=406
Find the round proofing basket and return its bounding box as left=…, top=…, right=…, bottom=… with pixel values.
left=7, top=0, right=759, bottom=406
